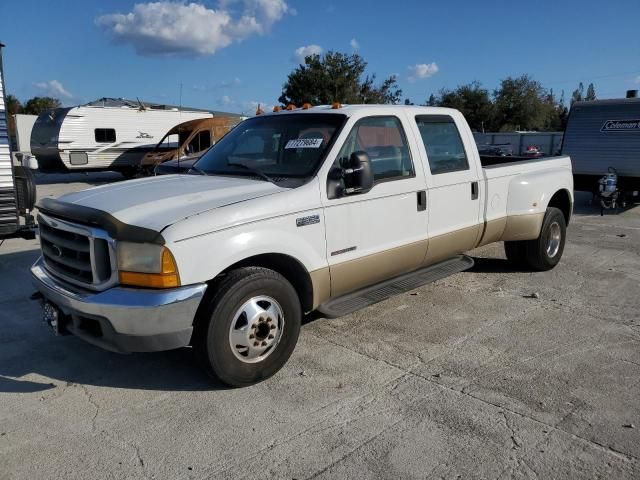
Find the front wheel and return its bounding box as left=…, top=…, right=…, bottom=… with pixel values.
left=524, top=207, right=567, bottom=271
left=193, top=267, right=301, bottom=387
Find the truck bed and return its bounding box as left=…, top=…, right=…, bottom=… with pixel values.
left=480, top=155, right=572, bottom=177
left=480, top=154, right=558, bottom=167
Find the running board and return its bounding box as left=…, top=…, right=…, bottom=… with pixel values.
left=318, top=255, right=474, bottom=318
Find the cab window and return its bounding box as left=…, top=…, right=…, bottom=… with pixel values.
left=336, top=116, right=414, bottom=182
left=415, top=115, right=469, bottom=174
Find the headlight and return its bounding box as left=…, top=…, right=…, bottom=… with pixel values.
left=117, top=242, right=180, bottom=288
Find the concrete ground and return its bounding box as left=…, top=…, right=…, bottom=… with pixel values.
left=0, top=173, right=638, bottom=479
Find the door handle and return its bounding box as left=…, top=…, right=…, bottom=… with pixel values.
left=471, top=181, right=479, bottom=200
left=417, top=190, right=427, bottom=211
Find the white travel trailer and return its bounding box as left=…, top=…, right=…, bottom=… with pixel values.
left=30, top=98, right=217, bottom=175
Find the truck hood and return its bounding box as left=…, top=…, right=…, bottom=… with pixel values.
left=56, top=174, right=285, bottom=232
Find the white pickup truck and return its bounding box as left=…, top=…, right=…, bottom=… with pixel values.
left=32, top=105, right=573, bottom=386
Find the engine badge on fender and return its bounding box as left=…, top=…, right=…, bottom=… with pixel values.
left=296, top=214, right=320, bottom=227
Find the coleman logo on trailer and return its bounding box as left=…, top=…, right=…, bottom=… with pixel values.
left=600, top=119, right=640, bottom=132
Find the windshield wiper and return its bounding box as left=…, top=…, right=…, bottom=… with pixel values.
left=227, top=163, right=276, bottom=184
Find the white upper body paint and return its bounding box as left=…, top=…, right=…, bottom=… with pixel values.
left=53, top=105, right=574, bottom=286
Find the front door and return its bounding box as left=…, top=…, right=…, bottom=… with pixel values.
left=322, top=114, right=429, bottom=297
left=412, top=113, right=482, bottom=265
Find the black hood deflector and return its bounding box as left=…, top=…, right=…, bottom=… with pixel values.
left=37, top=197, right=165, bottom=245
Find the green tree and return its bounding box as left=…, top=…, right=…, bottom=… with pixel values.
left=433, top=81, right=494, bottom=131
left=5, top=94, right=23, bottom=115
left=278, top=51, right=401, bottom=106
left=5, top=94, right=23, bottom=137
left=23, top=96, right=61, bottom=115
left=493, top=75, right=550, bottom=131
left=585, top=83, right=596, bottom=101
left=540, top=89, right=568, bottom=131
left=426, top=93, right=437, bottom=106
left=571, top=82, right=584, bottom=104
left=554, top=90, right=569, bottom=130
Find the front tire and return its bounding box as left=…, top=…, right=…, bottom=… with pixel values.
left=524, top=207, right=567, bottom=271
left=193, top=267, right=301, bottom=387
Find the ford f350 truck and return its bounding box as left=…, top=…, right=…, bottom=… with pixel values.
left=31, top=105, right=573, bottom=386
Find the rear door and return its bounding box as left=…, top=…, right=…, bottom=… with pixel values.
left=320, top=112, right=429, bottom=297
left=411, top=113, right=482, bottom=265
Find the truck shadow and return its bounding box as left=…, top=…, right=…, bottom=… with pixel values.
left=0, top=248, right=228, bottom=393
left=0, top=347, right=225, bottom=394
left=468, top=256, right=530, bottom=274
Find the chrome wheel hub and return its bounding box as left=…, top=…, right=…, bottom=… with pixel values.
left=546, top=222, right=561, bottom=258
left=229, top=296, right=284, bottom=363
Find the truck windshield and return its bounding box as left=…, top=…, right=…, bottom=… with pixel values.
left=194, top=113, right=346, bottom=182
left=154, top=129, right=193, bottom=152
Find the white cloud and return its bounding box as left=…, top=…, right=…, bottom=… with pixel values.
left=96, top=0, right=289, bottom=57
left=245, top=100, right=274, bottom=115
left=293, top=44, right=322, bottom=63
left=218, top=95, right=234, bottom=106
left=193, top=77, right=241, bottom=91
left=407, top=63, right=439, bottom=83
left=212, top=98, right=274, bottom=115
left=219, top=77, right=242, bottom=88
left=33, top=80, right=73, bottom=99
left=350, top=38, right=359, bottom=50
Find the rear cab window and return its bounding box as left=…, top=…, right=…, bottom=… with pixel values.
left=415, top=115, right=469, bottom=174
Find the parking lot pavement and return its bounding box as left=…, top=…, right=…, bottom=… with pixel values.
left=0, top=175, right=638, bottom=480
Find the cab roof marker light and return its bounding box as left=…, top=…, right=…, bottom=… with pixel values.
left=302, top=103, right=312, bottom=110
left=286, top=104, right=296, bottom=111
left=255, top=104, right=264, bottom=115
left=331, top=102, right=342, bottom=109
left=273, top=106, right=283, bottom=112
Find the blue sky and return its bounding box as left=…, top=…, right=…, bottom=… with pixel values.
left=1, top=0, right=639, bottom=115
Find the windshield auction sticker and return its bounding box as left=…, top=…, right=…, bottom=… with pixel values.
left=600, top=119, right=640, bottom=132
left=285, top=138, right=323, bottom=149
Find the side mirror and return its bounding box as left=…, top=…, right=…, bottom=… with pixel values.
left=326, top=151, right=374, bottom=199
left=342, top=151, right=374, bottom=195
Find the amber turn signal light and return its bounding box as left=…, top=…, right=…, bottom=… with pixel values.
left=119, top=248, right=181, bottom=289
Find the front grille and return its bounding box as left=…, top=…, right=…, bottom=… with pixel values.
left=38, top=213, right=115, bottom=290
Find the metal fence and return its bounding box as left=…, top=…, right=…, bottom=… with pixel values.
left=473, top=132, right=564, bottom=156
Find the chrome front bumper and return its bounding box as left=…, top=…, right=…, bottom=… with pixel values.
left=31, top=257, right=207, bottom=353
